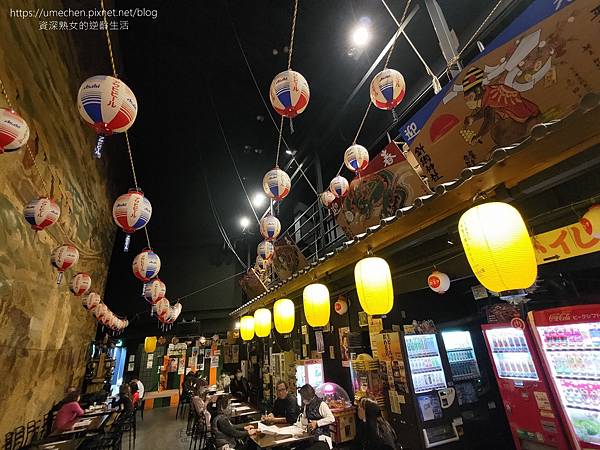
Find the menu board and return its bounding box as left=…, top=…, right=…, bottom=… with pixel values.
left=405, top=334, right=447, bottom=394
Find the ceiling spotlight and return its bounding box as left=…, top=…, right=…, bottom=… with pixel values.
left=285, top=149, right=297, bottom=156
left=240, top=216, right=251, bottom=229
left=252, top=192, right=266, bottom=208
left=351, top=25, right=371, bottom=47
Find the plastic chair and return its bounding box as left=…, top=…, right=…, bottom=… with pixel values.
left=136, top=399, right=145, bottom=421
left=176, top=389, right=192, bottom=420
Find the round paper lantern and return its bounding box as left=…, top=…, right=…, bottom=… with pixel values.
left=269, top=70, right=310, bottom=118
left=329, top=175, right=349, bottom=198
left=155, top=297, right=170, bottom=321
left=427, top=271, right=451, bottom=294
left=70, top=272, right=92, bottom=296
left=112, top=189, right=152, bottom=252
left=24, top=197, right=60, bottom=231
left=257, top=240, right=275, bottom=260
left=77, top=75, right=138, bottom=158
left=263, top=168, right=291, bottom=201
left=273, top=298, right=295, bottom=334
left=580, top=205, right=600, bottom=239
left=92, top=302, right=108, bottom=319
left=0, top=108, right=29, bottom=153
left=344, top=144, right=369, bottom=172
left=82, top=292, right=101, bottom=310
left=51, top=244, right=79, bottom=285
left=144, top=336, right=157, bottom=353
left=260, top=215, right=281, bottom=241
left=256, top=255, right=270, bottom=271
left=354, top=257, right=394, bottom=316
left=320, top=191, right=336, bottom=208
left=132, top=249, right=161, bottom=282
left=254, top=308, right=272, bottom=338
left=458, top=202, right=537, bottom=293
left=370, top=69, right=406, bottom=110
left=303, top=283, right=330, bottom=328
left=334, top=297, right=348, bottom=315
left=143, top=278, right=166, bottom=305
left=240, top=315, right=255, bottom=341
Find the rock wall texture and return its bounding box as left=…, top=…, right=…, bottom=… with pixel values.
left=0, top=1, right=115, bottom=433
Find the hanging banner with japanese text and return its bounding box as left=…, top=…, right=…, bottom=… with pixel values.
left=533, top=221, right=600, bottom=264
left=399, top=0, right=600, bottom=184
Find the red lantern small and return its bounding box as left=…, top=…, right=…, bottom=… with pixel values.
left=427, top=271, right=451, bottom=294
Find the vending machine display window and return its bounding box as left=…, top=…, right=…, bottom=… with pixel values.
left=484, top=327, right=539, bottom=381
left=405, top=334, right=448, bottom=394
left=442, top=331, right=481, bottom=381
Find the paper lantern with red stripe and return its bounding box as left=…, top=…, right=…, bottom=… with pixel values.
left=320, top=191, right=336, bottom=208
left=70, top=272, right=92, bottom=296
left=269, top=70, right=310, bottom=118
left=427, top=271, right=451, bottom=294
left=0, top=108, right=29, bottom=154
left=112, top=189, right=152, bottom=252
left=344, top=144, right=369, bottom=172
left=260, top=214, right=281, bottom=241
left=370, top=69, right=406, bottom=110
left=263, top=168, right=291, bottom=201
left=257, top=240, right=275, bottom=260
left=329, top=176, right=349, bottom=198
left=132, top=248, right=161, bottom=282
left=51, top=244, right=79, bottom=285
left=77, top=75, right=138, bottom=158
left=24, top=197, right=60, bottom=231
left=82, top=292, right=101, bottom=311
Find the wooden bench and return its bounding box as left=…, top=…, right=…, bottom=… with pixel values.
left=142, top=389, right=179, bottom=409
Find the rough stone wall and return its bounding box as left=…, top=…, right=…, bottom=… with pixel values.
left=0, top=1, right=115, bottom=433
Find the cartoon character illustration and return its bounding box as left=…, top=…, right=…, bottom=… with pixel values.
left=462, top=66, right=541, bottom=147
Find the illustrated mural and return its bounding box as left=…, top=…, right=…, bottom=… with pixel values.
left=400, top=0, right=600, bottom=183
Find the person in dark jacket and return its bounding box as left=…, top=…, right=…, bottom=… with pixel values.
left=262, top=380, right=299, bottom=425
left=112, top=384, right=135, bottom=412
left=229, top=368, right=250, bottom=401
left=298, top=384, right=335, bottom=450
left=211, top=395, right=256, bottom=449
left=357, top=397, right=397, bottom=450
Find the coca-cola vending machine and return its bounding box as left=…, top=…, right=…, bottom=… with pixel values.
left=482, top=322, right=570, bottom=449
left=529, top=304, right=600, bottom=449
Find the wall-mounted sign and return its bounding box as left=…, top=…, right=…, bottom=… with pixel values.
left=533, top=221, right=600, bottom=264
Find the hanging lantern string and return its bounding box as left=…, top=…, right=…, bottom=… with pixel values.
left=275, top=0, right=300, bottom=169
left=100, top=0, right=150, bottom=249
left=228, top=13, right=319, bottom=198
left=446, top=0, right=504, bottom=69
left=339, top=0, right=411, bottom=177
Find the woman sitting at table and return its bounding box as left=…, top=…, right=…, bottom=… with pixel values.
left=211, top=395, right=256, bottom=449
left=298, top=384, right=335, bottom=450
left=112, top=384, right=135, bottom=412
left=357, top=397, right=397, bottom=450
left=192, top=384, right=212, bottom=428
left=52, top=390, right=84, bottom=432
left=129, top=381, right=140, bottom=407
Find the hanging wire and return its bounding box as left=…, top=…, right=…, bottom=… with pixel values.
left=447, top=0, right=504, bottom=69
left=275, top=0, right=300, bottom=168
left=176, top=270, right=247, bottom=302
left=228, top=11, right=319, bottom=197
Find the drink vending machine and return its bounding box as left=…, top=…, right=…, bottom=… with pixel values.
left=482, top=322, right=570, bottom=449
left=529, top=304, right=600, bottom=449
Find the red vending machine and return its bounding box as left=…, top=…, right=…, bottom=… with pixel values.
left=482, top=323, right=570, bottom=449
left=529, top=305, right=600, bottom=449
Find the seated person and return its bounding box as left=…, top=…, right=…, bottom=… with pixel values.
left=192, top=384, right=212, bottom=428
left=298, top=384, right=335, bottom=450
left=112, top=384, right=135, bottom=412
left=229, top=368, right=250, bottom=401
left=211, top=395, right=256, bottom=449
left=129, top=381, right=140, bottom=407
left=262, top=380, right=299, bottom=425
left=357, top=397, right=397, bottom=450
left=52, top=390, right=84, bottom=432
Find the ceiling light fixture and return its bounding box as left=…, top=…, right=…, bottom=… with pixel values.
left=240, top=216, right=251, bottom=230
left=351, top=25, right=371, bottom=48
left=252, top=192, right=266, bottom=208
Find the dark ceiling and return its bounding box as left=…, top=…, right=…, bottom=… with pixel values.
left=100, top=0, right=532, bottom=331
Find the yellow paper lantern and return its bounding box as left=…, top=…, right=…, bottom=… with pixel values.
left=144, top=336, right=157, bottom=353
left=354, top=257, right=394, bottom=315
left=254, top=308, right=272, bottom=337
left=458, top=202, right=537, bottom=293
left=303, top=283, right=330, bottom=327
left=240, top=315, right=255, bottom=341
left=274, top=298, right=295, bottom=334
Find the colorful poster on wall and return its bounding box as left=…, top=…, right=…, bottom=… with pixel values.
left=169, top=358, right=178, bottom=373
left=338, top=327, right=351, bottom=367
left=232, top=345, right=239, bottom=363
left=190, top=347, right=199, bottom=372
left=399, top=0, right=600, bottom=185
left=332, top=142, right=430, bottom=238
left=316, top=331, right=325, bottom=354
left=533, top=221, right=600, bottom=264
left=146, top=354, right=153, bottom=369
left=368, top=316, right=383, bottom=358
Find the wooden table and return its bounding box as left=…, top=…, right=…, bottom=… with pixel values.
left=49, top=413, right=111, bottom=437
left=35, top=438, right=84, bottom=450
left=230, top=402, right=260, bottom=420
left=249, top=423, right=314, bottom=449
